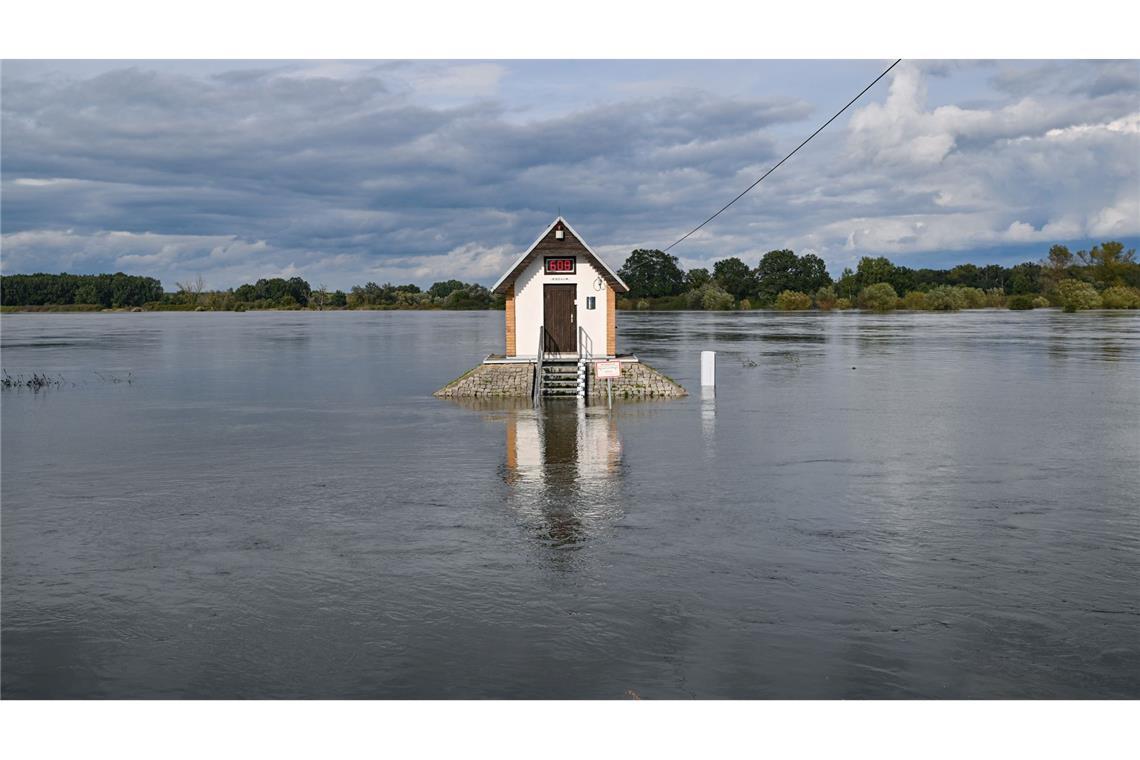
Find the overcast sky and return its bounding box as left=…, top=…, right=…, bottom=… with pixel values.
left=2, top=59, right=1137, bottom=290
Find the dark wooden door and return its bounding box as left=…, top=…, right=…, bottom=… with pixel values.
left=543, top=284, right=577, bottom=353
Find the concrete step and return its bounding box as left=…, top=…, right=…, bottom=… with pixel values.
left=540, top=358, right=584, bottom=398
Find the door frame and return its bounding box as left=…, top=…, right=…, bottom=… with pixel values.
left=542, top=283, right=577, bottom=354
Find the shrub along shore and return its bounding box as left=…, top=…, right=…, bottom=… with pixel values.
left=2, top=241, right=1138, bottom=314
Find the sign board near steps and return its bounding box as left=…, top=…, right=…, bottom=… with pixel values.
left=594, top=360, right=621, bottom=380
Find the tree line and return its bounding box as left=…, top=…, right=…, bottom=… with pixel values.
left=0, top=273, right=164, bottom=309
left=616, top=241, right=1140, bottom=312
left=4, top=241, right=1137, bottom=313
left=1, top=274, right=501, bottom=311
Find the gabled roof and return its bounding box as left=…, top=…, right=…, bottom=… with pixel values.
left=491, top=216, right=630, bottom=295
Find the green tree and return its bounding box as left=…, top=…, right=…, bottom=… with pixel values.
left=774, top=290, right=812, bottom=310
left=683, top=267, right=711, bottom=290
left=1042, top=244, right=1074, bottom=292
left=1100, top=286, right=1140, bottom=309
left=685, top=282, right=735, bottom=310
left=73, top=283, right=100, bottom=304
left=793, top=253, right=833, bottom=294
left=618, top=249, right=685, bottom=298
left=948, top=263, right=980, bottom=288
left=960, top=287, right=988, bottom=308
left=889, top=266, right=916, bottom=295
left=428, top=280, right=466, bottom=299
left=1056, top=279, right=1102, bottom=312
left=1078, top=241, right=1138, bottom=287
left=925, top=285, right=967, bottom=311
left=978, top=264, right=1007, bottom=291
left=233, top=277, right=312, bottom=307
left=754, top=249, right=800, bottom=301
left=814, top=285, right=838, bottom=310
left=701, top=285, right=736, bottom=311
left=442, top=284, right=492, bottom=309
left=835, top=267, right=859, bottom=299
left=858, top=282, right=898, bottom=311
left=912, top=268, right=948, bottom=291
left=856, top=256, right=896, bottom=288
left=902, top=290, right=927, bottom=310
left=1047, top=244, right=1074, bottom=269
left=1009, top=262, right=1042, bottom=294
left=713, top=257, right=757, bottom=300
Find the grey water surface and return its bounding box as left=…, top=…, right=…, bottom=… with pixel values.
left=2, top=309, right=1138, bottom=698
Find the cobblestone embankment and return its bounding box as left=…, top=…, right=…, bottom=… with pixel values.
left=433, top=363, right=534, bottom=398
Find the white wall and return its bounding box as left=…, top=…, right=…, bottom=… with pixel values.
left=514, top=254, right=610, bottom=358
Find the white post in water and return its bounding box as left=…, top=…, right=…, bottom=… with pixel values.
left=701, top=351, right=716, bottom=387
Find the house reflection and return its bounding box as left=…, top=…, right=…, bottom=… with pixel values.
left=502, top=401, right=623, bottom=563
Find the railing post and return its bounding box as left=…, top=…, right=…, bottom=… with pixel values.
left=577, top=326, right=592, bottom=402
left=534, top=325, right=545, bottom=407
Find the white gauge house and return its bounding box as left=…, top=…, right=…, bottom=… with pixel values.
left=491, top=216, right=628, bottom=359
left=434, top=217, right=686, bottom=400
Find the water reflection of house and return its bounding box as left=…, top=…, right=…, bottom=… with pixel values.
left=502, top=404, right=623, bottom=557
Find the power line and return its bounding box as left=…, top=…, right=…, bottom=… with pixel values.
left=664, top=58, right=902, bottom=252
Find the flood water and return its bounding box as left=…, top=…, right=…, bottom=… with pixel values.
left=2, top=309, right=1138, bottom=699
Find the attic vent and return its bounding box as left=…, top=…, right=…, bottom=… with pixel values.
left=555, top=228, right=564, bottom=240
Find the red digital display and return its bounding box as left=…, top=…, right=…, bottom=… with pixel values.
left=545, top=257, right=576, bottom=274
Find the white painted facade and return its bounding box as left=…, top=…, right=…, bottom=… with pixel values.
left=512, top=254, right=611, bottom=359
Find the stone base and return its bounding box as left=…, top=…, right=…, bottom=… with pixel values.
left=434, top=358, right=686, bottom=399
left=589, top=361, right=687, bottom=398
left=433, top=362, right=534, bottom=398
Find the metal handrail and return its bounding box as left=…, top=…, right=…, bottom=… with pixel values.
left=533, top=324, right=545, bottom=407
left=578, top=325, right=594, bottom=363
left=578, top=326, right=594, bottom=400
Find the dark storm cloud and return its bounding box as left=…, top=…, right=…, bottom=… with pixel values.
left=1, top=63, right=814, bottom=285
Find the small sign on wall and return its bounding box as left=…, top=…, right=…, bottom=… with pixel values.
left=545, top=256, right=576, bottom=274
left=595, top=360, right=621, bottom=379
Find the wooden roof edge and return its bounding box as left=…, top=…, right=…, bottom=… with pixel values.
left=490, top=216, right=630, bottom=295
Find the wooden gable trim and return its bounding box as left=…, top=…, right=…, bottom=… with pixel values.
left=491, top=216, right=629, bottom=295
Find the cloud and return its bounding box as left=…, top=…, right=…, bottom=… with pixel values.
left=401, top=62, right=507, bottom=100
left=2, top=60, right=1138, bottom=288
